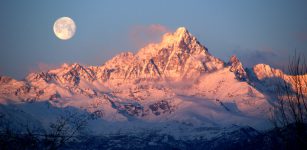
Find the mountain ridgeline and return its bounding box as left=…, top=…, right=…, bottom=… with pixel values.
left=0, top=27, right=305, bottom=148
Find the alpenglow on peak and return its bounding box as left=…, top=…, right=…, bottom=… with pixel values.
left=161, top=27, right=191, bottom=44
left=175, top=27, right=188, bottom=36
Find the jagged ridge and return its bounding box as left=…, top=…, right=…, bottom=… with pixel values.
left=1, top=27, right=303, bottom=134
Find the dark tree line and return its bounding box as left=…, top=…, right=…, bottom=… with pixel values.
left=0, top=111, right=88, bottom=150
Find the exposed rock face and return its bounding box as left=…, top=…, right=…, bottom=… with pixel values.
left=0, top=76, right=14, bottom=84
left=149, top=100, right=174, bottom=116
left=228, top=55, right=248, bottom=81
left=25, top=63, right=96, bottom=86
left=135, top=27, right=224, bottom=79
left=98, top=27, right=224, bottom=82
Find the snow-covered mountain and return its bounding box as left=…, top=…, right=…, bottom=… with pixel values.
left=0, top=27, right=303, bottom=140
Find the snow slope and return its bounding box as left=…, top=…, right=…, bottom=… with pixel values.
left=1, top=27, right=303, bottom=139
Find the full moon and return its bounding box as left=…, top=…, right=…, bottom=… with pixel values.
left=53, top=17, right=76, bottom=40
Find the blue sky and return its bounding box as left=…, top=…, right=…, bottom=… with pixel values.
left=0, top=0, right=306, bottom=79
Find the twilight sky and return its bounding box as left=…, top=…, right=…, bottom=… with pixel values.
left=0, top=0, right=307, bottom=79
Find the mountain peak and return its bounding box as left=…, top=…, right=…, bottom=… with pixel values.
left=174, top=27, right=189, bottom=37
left=229, top=55, right=240, bottom=64
left=228, top=55, right=248, bottom=81
left=252, top=64, right=283, bottom=81
left=137, top=27, right=203, bottom=58
left=160, top=27, right=192, bottom=45
left=71, top=63, right=84, bottom=70
left=120, top=27, right=224, bottom=80
left=176, top=27, right=187, bottom=32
